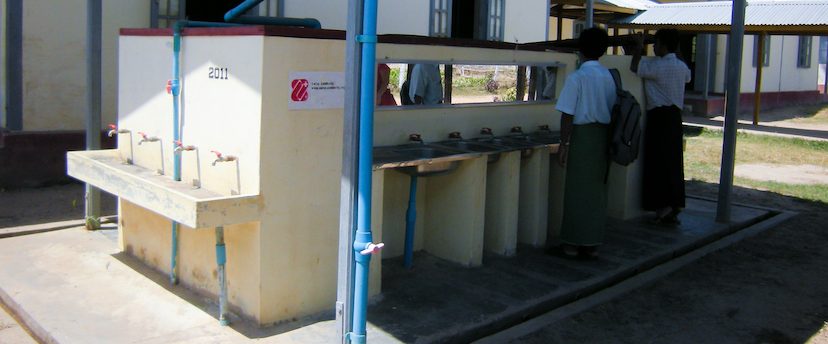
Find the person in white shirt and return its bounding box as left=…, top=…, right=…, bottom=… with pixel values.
left=630, top=29, right=691, bottom=225
left=408, top=64, right=443, bottom=105
left=554, top=27, right=616, bottom=259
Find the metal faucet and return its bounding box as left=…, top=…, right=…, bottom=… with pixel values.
left=448, top=131, right=463, bottom=140
left=210, top=150, right=237, bottom=166
left=174, top=140, right=196, bottom=153
left=510, top=126, right=524, bottom=134
left=537, top=124, right=551, bottom=133
left=408, top=133, right=424, bottom=144
left=137, top=132, right=160, bottom=145
left=480, top=127, right=495, bottom=138
left=107, top=124, right=130, bottom=137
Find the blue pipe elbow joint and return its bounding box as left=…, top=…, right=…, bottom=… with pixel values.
left=216, top=244, right=227, bottom=265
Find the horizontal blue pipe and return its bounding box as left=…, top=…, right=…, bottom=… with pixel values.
left=229, top=16, right=321, bottom=29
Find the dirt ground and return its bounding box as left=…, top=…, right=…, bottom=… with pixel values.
left=515, top=183, right=828, bottom=344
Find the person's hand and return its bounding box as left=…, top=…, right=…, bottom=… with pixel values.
left=557, top=144, right=568, bottom=167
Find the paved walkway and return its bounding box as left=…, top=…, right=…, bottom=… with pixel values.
left=0, top=196, right=784, bottom=343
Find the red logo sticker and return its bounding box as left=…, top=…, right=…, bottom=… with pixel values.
left=291, top=79, right=309, bottom=102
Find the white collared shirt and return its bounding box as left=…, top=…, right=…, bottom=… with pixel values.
left=409, top=64, right=443, bottom=105
left=636, top=53, right=692, bottom=110
left=555, top=60, right=616, bottom=125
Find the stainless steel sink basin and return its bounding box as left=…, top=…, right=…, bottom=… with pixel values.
left=372, top=144, right=482, bottom=177
left=432, top=140, right=509, bottom=163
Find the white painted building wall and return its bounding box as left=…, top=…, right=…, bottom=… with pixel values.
left=714, top=35, right=819, bottom=94
left=284, top=0, right=544, bottom=41
left=15, top=0, right=147, bottom=131
left=504, top=0, right=548, bottom=43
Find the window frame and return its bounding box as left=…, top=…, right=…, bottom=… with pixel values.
left=487, top=0, right=505, bottom=41
left=429, top=0, right=453, bottom=38
left=797, top=36, right=812, bottom=69
left=752, top=34, right=770, bottom=68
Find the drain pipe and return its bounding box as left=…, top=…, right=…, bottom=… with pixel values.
left=216, top=226, right=230, bottom=325
left=348, top=0, right=382, bottom=343
left=403, top=176, right=417, bottom=268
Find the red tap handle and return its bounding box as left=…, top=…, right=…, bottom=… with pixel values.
left=174, top=140, right=182, bottom=147
left=211, top=150, right=223, bottom=158
left=138, top=132, right=148, bottom=139
left=108, top=124, right=117, bottom=130
left=165, top=80, right=172, bottom=94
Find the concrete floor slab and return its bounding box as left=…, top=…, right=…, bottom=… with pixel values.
left=0, top=196, right=773, bottom=343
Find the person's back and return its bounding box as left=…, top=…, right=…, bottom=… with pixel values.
left=408, top=64, right=443, bottom=105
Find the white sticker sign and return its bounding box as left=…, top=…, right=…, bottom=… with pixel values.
left=288, top=72, right=346, bottom=110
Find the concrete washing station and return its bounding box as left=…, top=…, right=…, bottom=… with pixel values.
left=67, top=26, right=646, bottom=327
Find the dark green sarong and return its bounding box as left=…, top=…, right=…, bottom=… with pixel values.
left=559, top=123, right=609, bottom=246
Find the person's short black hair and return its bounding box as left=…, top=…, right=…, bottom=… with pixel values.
left=655, top=29, right=680, bottom=53
left=578, top=27, right=609, bottom=59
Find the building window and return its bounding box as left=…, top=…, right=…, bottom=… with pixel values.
left=150, top=0, right=185, bottom=28
left=752, top=35, right=770, bottom=67
left=487, top=0, right=505, bottom=41
left=573, top=21, right=585, bottom=39
left=797, top=36, right=812, bottom=68
left=430, top=0, right=452, bottom=37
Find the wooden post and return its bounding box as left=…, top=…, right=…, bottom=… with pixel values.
left=444, top=64, right=453, bottom=104
left=556, top=2, right=563, bottom=41
left=753, top=32, right=766, bottom=126
left=516, top=66, right=527, bottom=101
left=612, top=27, right=619, bottom=55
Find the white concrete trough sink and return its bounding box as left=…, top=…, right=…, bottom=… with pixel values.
left=67, top=149, right=262, bottom=229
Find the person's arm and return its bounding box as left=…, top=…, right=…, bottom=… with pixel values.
left=558, top=113, right=574, bottom=167
left=629, top=33, right=644, bottom=74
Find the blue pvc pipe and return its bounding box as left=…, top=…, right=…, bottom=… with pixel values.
left=170, top=23, right=183, bottom=285
left=224, top=0, right=265, bottom=22
left=230, top=16, right=321, bottom=29
left=403, top=176, right=417, bottom=269
left=350, top=0, right=379, bottom=342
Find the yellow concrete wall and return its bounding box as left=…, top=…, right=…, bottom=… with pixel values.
left=259, top=36, right=351, bottom=324
left=119, top=200, right=262, bottom=321
left=20, top=0, right=148, bottom=131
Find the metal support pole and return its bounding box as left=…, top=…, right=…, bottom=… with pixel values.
left=337, top=0, right=364, bottom=342
left=85, top=0, right=102, bottom=228
left=585, top=0, right=594, bottom=29
left=753, top=32, right=765, bottom=126
left=215, top=226, right=229, bottom=326
left=5, top=0, right=23, bottom=130
left=716, top=0, right=747, bottom=223
left=556, top=3, right=563, bottom=41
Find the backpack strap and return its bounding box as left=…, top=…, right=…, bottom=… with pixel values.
left=609, top=68, right=623, bottom=95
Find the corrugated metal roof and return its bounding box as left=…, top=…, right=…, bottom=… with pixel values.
left=617, top=0, right=828, bottom=26
left=600, top=0, right=658, bottom=11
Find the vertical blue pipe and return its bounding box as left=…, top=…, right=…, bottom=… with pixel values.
left=216, top=226, right=229, bottom=326
left=403, top=176, right=417, bottom=269
left=350, top=0, right=379, bottom=342
left=169, top=23, right=183, bottom=285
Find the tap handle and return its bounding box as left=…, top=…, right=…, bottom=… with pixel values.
left=108, top=124, right=117, bottom=130
left=408, top=133, right=422, bottom=142
left=138, top=131, right=148, bottom=139
left=448, top=131, right=462, bottom=139
left=360, top=242, right=385, bottom=255
left=210, top=150, right=223, bottom=158
left=538, top=124, right=550, bottom=132
left=480, top=127, right=493, bottom=135
left=510, top=126, right=523, bottom=134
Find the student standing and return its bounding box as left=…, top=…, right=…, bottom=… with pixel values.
left=555, top=27, right=616, bottom=258
left=630, top=29, right=691, bottom=224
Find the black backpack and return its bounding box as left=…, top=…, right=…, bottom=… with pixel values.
left=607, top=69, right=642, bottom=166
